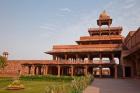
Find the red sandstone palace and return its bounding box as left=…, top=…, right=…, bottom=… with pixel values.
left=0, top=11, right=140, bottom=78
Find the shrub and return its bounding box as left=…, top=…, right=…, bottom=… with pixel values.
left=45, top=83, right=69, bottom=93
left=70, top=75, right=94, bottom=93
left=7, top=80, right=24, bottom=90
left=44, top=74, right=94, bottom=93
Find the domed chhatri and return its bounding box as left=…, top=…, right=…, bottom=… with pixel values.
left=99, top=10, right=111, bottom=20
left=97, top=10, right=112, bottom=26
left=2, top=51, right=9, bottom=58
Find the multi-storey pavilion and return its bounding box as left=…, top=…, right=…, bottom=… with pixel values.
left=44, top=11, right=124, bottom=78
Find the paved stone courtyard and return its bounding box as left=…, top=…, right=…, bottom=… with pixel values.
left=84, top=79, right=140, bottom=93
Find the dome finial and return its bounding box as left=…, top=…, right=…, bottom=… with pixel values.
left=99, top=10, right=110, bottom=19
left=103, top=10, right=106, bottom=13
left=97, top=10, right=112, bottom=26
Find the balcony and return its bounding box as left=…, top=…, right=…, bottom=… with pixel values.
left=53, top=44, right=121, bottom=49
left=44, top=60, right=116, bottom=65
left=88, top=27, right=122, bottom=32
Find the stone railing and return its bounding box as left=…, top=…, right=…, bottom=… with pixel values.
left=88, top=26, right=122, bottom=31
left=79, top=35, right=123, bottom=41
left=53, top=44, right=121, bottom=49
left=45, top=60, right=113, bottom=65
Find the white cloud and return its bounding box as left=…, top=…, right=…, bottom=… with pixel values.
left=125, top=0, right=135, bottom=3
left=60, top=8, right=71, bottom=13
left=58, top=8, right=72, bottom=17
left=124, top=3, right=135, bottom=9
left=39, top=24, right=56, bottom=31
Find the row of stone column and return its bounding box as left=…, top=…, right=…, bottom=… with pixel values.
left=57, top=65, right=88, bottom=77
left=22, top=64, right=118, bottom=78
left=22, top=65, right=89, bottom=77
left=97, top=65, right=117, bottom=78
left=22, top=65, right=48, bottom=76
left=53, top=54, right=116, bottom=63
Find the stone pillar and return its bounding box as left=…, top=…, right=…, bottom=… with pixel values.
left=111, top=54, right=115, bottom=63
left=36, top=66, right=39, bottom=75
left=57, top=57, right=60, bottom=61
left=45, top=65, right=48, bottom=75
left=114, top=65, right=118, bottom=79
left=71, top=66, right=74, bottom=77
left=108, top=21, right=111, bottom=35
left=20, top=65, right=24, bottom=76
left=99, top=53, right=102, bottom=63
left=65, top=54, right=68, bottom=60
left=99, top=66, right=102, bottom=78
left=76, top=54, right=79, bottom=61
left=42, top=65, right=45, bottom=75
left=57, top=65, right=60, bottom=77
left=53, top=56, right=56, bottom=60
left=84, top=65, right=88, bottom=76
left=99, top=24, right=101, bottom=36
left=56, top=57, right=58, bottom=60
left=120, top=54, right=125, bottom=78
left=28, top=66, right=31, bottom=75
left=87, top=54, right=90, bottom=63
left=31, top=65, right=35, bottom=75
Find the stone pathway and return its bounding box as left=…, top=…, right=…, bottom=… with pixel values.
left=83, top=86, right=100, bottom=93
left=84, top=79, right=140, bottom=93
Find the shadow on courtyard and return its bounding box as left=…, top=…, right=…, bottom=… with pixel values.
left=90, top=78, right=140, bottom=93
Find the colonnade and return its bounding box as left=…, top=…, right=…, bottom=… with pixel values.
left=22, top=65, right=89, bottom=77
left=21, top=64, right=118, bottom=78
left=53, top=53, right=118, bottom=64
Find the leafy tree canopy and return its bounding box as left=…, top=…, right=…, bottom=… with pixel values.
left=0, top=55, right=7, bottom=69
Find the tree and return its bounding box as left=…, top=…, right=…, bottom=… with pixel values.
left=0, top=55, right=7, bottom=69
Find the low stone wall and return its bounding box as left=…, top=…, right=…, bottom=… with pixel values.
left=0, top=60, right=47, bottom=77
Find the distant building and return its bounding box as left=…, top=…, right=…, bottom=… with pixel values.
left=0, top=11, right=139, bottom=78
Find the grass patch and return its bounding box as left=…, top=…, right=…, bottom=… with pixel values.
left=0, top=75, right=94, bottom=93
left=20, top=75, right=73, bottom=82
left=0, top=80, right=67, bottom=93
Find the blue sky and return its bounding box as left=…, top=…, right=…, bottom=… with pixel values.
left=0, top=0, right=140, bottom=60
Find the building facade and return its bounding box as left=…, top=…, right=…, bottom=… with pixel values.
left=122, top=28, right=140, bottom=78
left=0, top=11, right=139, bottom=78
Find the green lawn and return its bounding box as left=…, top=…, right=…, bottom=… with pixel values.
left=0, top=75, right=93, bottom=93
left=0, top=79, right=71, bottom=93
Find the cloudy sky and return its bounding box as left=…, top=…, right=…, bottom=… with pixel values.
left=0, top=0, right=139, bottom=60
